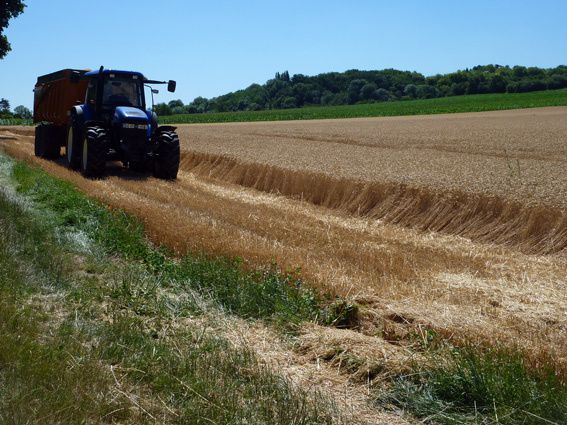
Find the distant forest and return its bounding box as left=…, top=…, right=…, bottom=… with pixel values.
left=156, top=64, right=567, bottom=115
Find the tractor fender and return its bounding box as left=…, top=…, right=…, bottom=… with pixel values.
left=157, top=125, right=177, bottom=133
left=69, top=105, right=84, bottom=126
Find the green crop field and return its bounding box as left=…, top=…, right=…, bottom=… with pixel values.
left=0, top=118, right=32, bottom=126
left=160, top=89, right=567, bottom=124
left=3, top=89, right=567, bottom=128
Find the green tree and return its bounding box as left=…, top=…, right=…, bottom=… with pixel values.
left=0, top=98, right=10, bottom=113
left=13, top=104, right=31, bottom=118
left=347, top=79, right=367, bottom=103
left=190, top=96, right=209, bottom=113
left=416, top=85, right=439, bottom=99
left=373, top=88, right=390, bottom=101
left=404, top=84, right=418, bottom=98
left=360, top=83, right=377, bottom=100
left=168, top=99, right=184, bottom=109
left=280, top=96, right=297, bottom=109
left=1, top=1, right=26, bottom=59
left=153, top=103, right=171, bottom=116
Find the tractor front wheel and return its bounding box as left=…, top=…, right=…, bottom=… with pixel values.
left=81, top=126, right=107, bottom=178
left=153, top=130, right=180, bottom=180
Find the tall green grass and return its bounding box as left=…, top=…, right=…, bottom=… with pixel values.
left=160, top=89, right=567, bottom=124
left=378, top=346, right=566, bottom=424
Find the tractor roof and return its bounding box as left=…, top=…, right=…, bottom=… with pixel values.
left=84, top=69, right=145, bottom=79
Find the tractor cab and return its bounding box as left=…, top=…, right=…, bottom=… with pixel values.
left=66, top=67, right=180, bottom=178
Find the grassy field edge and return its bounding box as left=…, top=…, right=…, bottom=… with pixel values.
left=0, top=153, right=345, bottom=424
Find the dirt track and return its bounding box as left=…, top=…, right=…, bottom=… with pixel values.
left=1, top=107, right=566, bottom=377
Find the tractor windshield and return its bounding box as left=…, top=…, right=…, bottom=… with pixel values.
left=102, top=76, right=143, bottom=108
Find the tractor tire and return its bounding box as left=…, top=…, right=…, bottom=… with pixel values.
left=153, top=130, right=180, bottom=180
left=34, top=124, right=61, bottom=159
left=66, top=119, right=82, bottom=169
left=81, top=126, right=107, bottom=178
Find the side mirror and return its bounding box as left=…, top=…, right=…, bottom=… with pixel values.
left=152, top=89, right=159, bottom=94
left=167, top=80, right=176, bottom=93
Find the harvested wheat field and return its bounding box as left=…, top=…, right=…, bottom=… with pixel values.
left=1, top=107, right=566, bottom=379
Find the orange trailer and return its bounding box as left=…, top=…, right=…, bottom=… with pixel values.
left=33, top=69, right=89, bottom=125
left=32, top=69, right=89, bottom=158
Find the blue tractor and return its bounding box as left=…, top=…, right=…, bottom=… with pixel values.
left=34, top=66, right=180, bottom=179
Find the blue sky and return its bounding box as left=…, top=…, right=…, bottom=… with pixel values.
left=1, top=0, right=566, bottom=109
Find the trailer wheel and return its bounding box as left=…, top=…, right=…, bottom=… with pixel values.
left=153, top=130, right=180, bottom=180
left=66, top=120, right=82, bottom=169
left=34, top=124, right=61, bottom=159
left=34, top=125, right=45, bottom=157
left=81, top=126, right=107, bottom=178
left=45, top=126, right=61, bottom=159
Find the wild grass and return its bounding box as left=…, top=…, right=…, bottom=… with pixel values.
left=0, top=155, right=344, bottom=424
left=161, top=89, right=567, bottom=124
left=0, top=188, right=130, bottom=422
left=378, top=346, right=567, bottom=424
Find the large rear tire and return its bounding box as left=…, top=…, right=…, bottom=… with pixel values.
left=81, top=126, right=107, bottom=178
left=66, top=120, right=82, bottom=169
left=153, top=130, right=180, bottom=180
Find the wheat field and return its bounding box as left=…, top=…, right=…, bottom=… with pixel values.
left=1, top=106, right=566, bottom=376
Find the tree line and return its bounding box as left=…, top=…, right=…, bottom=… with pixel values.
left=0, top=98, right=31, bottom=119
left=155, top=65, right=567, bottom=115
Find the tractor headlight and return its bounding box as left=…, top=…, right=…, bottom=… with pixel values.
left=123, top=123, right=148, bottom=130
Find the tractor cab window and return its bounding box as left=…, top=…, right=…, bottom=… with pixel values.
left=102, top=76, right=143, bottom=108
left=86, top=80, right=97, bottom=105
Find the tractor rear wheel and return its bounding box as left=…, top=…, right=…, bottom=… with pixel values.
left=66, top=120, right=82, bottom=169
left=81, top=126, right=107, bottom=178
left=153, top=130, right=180, bottom=180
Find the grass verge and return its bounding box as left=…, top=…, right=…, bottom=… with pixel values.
left=11, top=160, right=326, bottom=326
left=160, top=89, right=567, bottom=124
left=0, top=153, right=344, bottom=424
left=377, top=345, right=566, bottom=424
